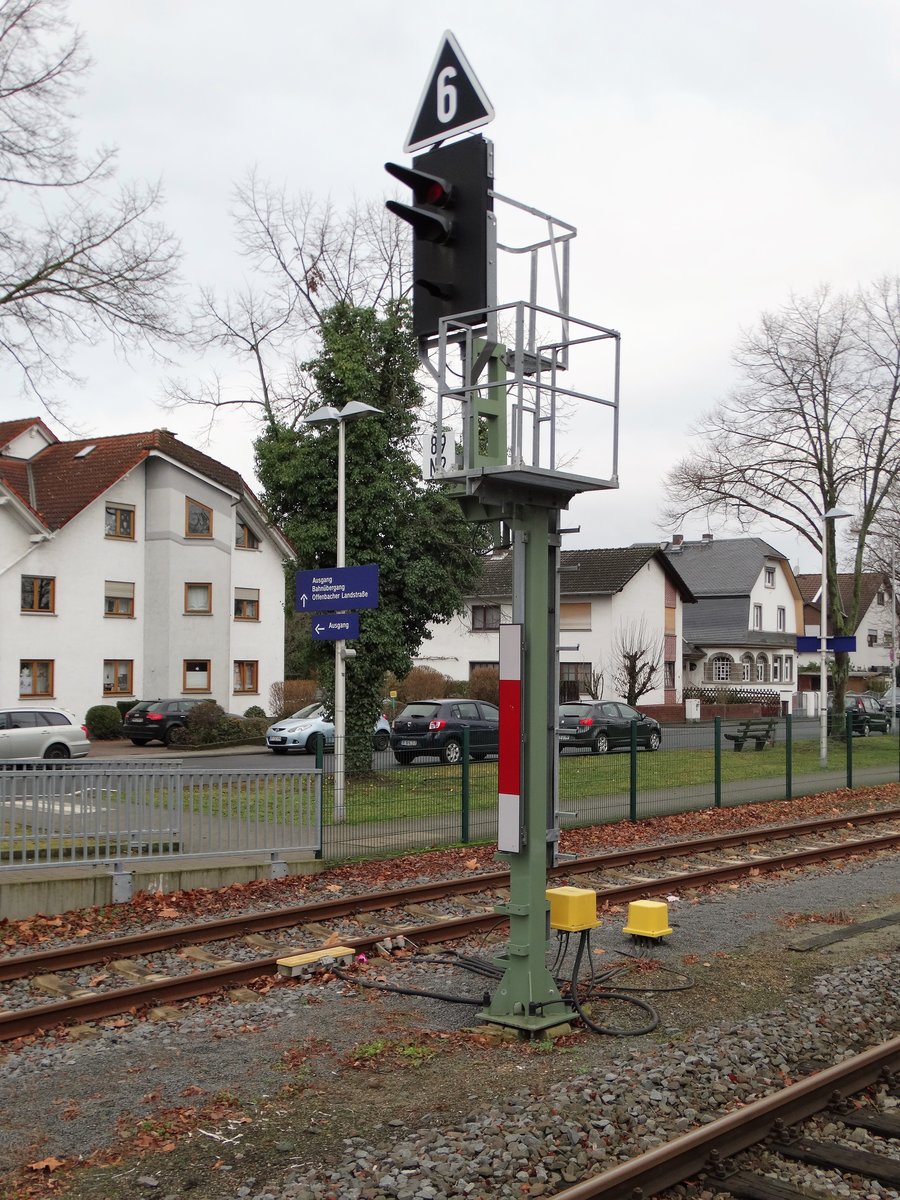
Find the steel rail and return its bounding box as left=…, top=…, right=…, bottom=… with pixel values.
left=1, top=827, right=897, bottom=1042
left=2, top=807, right=896, bottom=982
left=0, top=910, right=501, bottom=1041
left=549, top=1036, right=900, bottom=1200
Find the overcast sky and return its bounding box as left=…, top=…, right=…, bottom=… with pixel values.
left=5, top=1, right=898, bottom=574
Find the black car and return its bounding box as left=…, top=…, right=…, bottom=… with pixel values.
left=390, top=698, right=500, bottom=764
left=123, top=699, right=206, bottom=746
left=557, top=701, right=662, bottom=754
left=840, top=694, right=892, bottom=737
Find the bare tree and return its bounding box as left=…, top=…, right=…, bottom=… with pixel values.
left=608, top=617, right=663, bottom=706
left=662, top=280, right=900, bottom=716
left=584, top=666, right=605, bottom=700
left=164, top=173, right=412, bottom=432
left=0, top=0, right=183, bottom=419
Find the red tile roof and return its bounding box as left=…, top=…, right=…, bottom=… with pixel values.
left=794, top=572, right=891, bottom=624
left=0, top=423, right=251, bottom=530
left=0, top=416, right=52, bottom=450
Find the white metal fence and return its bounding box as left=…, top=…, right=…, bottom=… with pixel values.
left=0, top=762, right=322, bottom=869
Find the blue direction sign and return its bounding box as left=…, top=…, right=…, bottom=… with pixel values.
left=296, top=564, right=379, bottom=612
left=796, top=635, right=857, bottom=653
left=311, top=614, right=360, bottom=641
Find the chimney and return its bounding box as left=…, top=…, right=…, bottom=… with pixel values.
left=701, top=533, right=713, bottom=543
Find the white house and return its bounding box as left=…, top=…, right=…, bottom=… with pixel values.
left=416, top=546, right=695, bottom=705
left=664, top=535, right=804, bottom=710
left=0, top=417, right=294, bottom=722
left=794, top=572, right=898, bottom=690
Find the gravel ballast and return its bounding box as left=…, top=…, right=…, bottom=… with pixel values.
left=0, top=850, right=897, bottom=1200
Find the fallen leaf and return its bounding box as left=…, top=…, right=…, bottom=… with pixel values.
left=28, top=1156, right=65, bottom=1172
left=159, top=906, right=180, bottom=918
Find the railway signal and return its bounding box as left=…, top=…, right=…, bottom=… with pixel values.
left=385, top=134, right=493, bottom=339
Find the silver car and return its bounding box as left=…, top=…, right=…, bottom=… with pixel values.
left=265, top=703, right=391, bottom=755
left=0, top=707, right=91, bottom=761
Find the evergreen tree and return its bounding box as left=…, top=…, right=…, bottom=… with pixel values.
left=256, top=302, right=484, bottom=772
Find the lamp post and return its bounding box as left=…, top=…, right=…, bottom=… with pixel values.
left=820, top=507, right=852, bottom=768
left=305, top=400, right=382, bottom=822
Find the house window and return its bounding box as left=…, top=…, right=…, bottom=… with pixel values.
left=764, top=566, right=775, bottom=588
left=560, top=602, right=591, bottom=631
left=20, top=660, right=53, bottom=697
left=756, top=654, right=768, bottom=682
left=712, top=654, right=733, bottom=682
left=777, top=606, right=786, bottom=632
left=877, top=590, right=885, bottom=606
left=233, top=660, right=258, bottom=693
left=472, top=605, right=501, bottom=630
left=784, top=656, right=793, bottom=682
left=469, top=660, right=499, bottom=674
left=741, top=653, right=754, bottom=682
left=559, top=661, right=592, bottom=701
left=21, top=575, right=55, bottom=613
left=234, top=588, right=260, bottom=620
left=105, top=580, right=135, bottom=617
left=185, top=498, right=213, bottom=538
left=183, top=660, right=210, bottom=692
left=867, top=629, right=878, bottom=647
left=772, top=656, right=782, bottom=682
left=185, top=583, right=212, bottom=614
left=105, top=504, right=134, bottom=539
left=103, top=659, right=133, bottom=695
left=664, top=661, right=675, bottom=688
left=752, top=603, right=763, bottom=630
left=236, top=520, right=260, bottom=550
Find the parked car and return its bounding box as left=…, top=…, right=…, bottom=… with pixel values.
left=122, top=698, right=207, bottom=746
left=265, top=704, right=391, bottom=755
left=837, top=694, right=892, bottom=736
left=557, top=700, right=662, bottom=754
left=390, top=698, right=500, bottom=764
left=0, top=707, right=90, bottom=761
left=878, top=686, right=900, bottom=716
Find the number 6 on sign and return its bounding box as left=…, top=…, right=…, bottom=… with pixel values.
left=437, top=67, right=457, bottom=123
left=404, top=31, right=495, bottom=154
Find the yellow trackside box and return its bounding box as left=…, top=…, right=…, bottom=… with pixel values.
left=622, top=900, right=672, bottom=939
left=546, top=886, right=599, bottom=932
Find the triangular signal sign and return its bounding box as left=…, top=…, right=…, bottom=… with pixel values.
left=404, top=31, right=495, bottom=154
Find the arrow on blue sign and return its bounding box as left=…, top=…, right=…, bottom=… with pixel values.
left=311, top=614, right=360, bottom=641
left=296, top=564, right=379, bottom=612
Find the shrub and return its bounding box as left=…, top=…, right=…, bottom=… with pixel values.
left=400, top=666, right=451, bottom=702
left=115, top=699, right=135, bottom=719
left=270, top=679, right=318, bottom=721
left=468, top=666, right=499, bottom=705
left=181, top=701, right=238, bottom=745
left=85, top=704, right=123, bottom=739
left=243, top=704, right=266, bottom=719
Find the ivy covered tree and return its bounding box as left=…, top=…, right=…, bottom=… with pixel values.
left=255, top=301, right=484, bottom=772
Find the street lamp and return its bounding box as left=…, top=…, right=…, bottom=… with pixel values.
left=305, top=400, right=382, bottom=822
left=820, top=507, right=852, bottom=768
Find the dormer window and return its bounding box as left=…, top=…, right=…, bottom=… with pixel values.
left=186, top=498, right=213, bottom=538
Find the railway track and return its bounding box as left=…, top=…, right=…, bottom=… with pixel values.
left=1, top=808, right=897, bottom=1043
left=551, top=1036, right=900, bottom=1200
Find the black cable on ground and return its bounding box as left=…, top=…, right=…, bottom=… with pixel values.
left=565, top=930, right=660, bottom=1036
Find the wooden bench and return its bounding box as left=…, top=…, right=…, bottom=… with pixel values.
left=723, top=718, right=776, bottom=751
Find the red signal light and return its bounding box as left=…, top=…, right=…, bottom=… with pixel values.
left=424, top=180, right=449, bottom=206
left=429, top=719, right=446, bottom=731
left=578, top=718, right=594, bottom=727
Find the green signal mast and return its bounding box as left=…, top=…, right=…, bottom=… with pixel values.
left=386, top=30, right=621, bottom=1034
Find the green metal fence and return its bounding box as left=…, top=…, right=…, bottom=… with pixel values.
left=319, top=714, right=900, bottom=862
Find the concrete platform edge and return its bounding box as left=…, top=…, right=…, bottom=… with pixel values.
left=0, top=856, right=325, bottom=921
